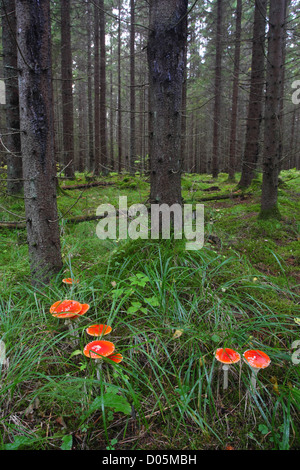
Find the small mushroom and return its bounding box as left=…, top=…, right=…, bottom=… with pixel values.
left=62, top=278, right=79, bottom=285
left=50, top=300, right=83, bottom=345
left=67, top=304, right=91, bottom=345
left=84, top=340, right=115, bottom=379
left=107, top=352, right=123, bottom=364
left=50, top=300, right=82, bottom=318
left=215, top=348, right=241, bottom=390
left=243, top=349, right=271, bottom=392
left=86, top=324, right=112, bottom=337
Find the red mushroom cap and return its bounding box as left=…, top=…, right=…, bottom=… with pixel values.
left=62, top=278, right=79, bottom=285
left=243, top=350, right=271, bottom=369
left=50, top=300, right=82, bottom=318
left=83, top=340, right=115, bottom=359
left=215, top=348, right=241, bottom=365
left=107, top=352, right=123, bottom=364
left=69, top=303, right=90, bottom=319
left=86, top=324, right=112, bottom=337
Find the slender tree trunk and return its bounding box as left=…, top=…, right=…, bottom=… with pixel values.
left=2, top=0, right=23, bottom=194
left=117, top=0, right=122, bottom=173
left=61, top=0, right=75, bottom=178
left=77, top=79, right=85, bottom=173
left=16, top=0, right=63, bottom=286
left=181, top=38, right=187, bottom=173
left=147, top=0, right=188, bottom=206
left=239, top=0, right=267, bottom=188
left=109, top=43, right=114, bottom=171
left=260, top=0, right=285, bottom=219
left=87, top=0, right=94, bottom=172
left=212, top=0, right=222, bottom=179
left=94, top=0, right=100, bottom=174
left=99, top=0, right=108, bottom=175
left=130, top=0, right=136, bottom=175
left=278, top=0, right=289, bottom=170
left=228, top=0, right=242, bottom=181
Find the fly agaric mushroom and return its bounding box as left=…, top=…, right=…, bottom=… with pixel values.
left=50, top=300, right=82, bottom=318
left=107, top=352, right=123, bottom=364
left=243, top=349, right=271, bottom=392
left=50, top=300, right=86, bottom=345
left=62, top=278, right=79, bottom=285
left=66, top=303, right=91, bottom=345
left=86, top=324, right=112, bottom=337
left=215, top=348, right=241, bottom=390
left=84, top=340, right=115, bottom=379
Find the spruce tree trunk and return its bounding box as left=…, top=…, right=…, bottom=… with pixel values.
left=239, top=0, right=267, bottom=189
left=117, top=0, right=122, bottom=173
left=129, top=0, right=136, bottom=175
left=211, top=0, right=222, bottom=179
left=2, top=0, right=23, bottom=194
left=61, top=0, right=75, bottom=178
left=94, top=0, right=100, bottom=174
left=260, top=0, right=285, bottom=219
left=147, top=0, right=188, bottom=206
left=99, top=0, right=108, bottom=175
left=228, top=0, right=242, bottom=181
left=16, top=0, right=63, bottom=286
left=87, top=0, right=94, bottom=172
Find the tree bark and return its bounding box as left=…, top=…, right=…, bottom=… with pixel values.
left=87, top=0, right=94, bottom=172
left=228, top=0, right=242, bottom=181
left=16, top=0, right=63, bottom=286
left=239, top=0, right=267, bottom=188
left=61, top=0, right=75, bottom=178
left=2, top=0, right=23, bottom=194
left=260, top=0, right=285, bottom=219
left=129, top=0, right=136, bottom=175
left=147, top=0, right=188, bottom=206
left=212, top=0, right=222, bottom=179
left=94, top=0, right=100, bottom=174
left=117, top=0, right=122, bottom=173
left=99, top=0, right=108, bottom=175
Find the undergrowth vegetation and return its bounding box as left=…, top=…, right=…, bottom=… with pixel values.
left=0, top=170, right=299, bottom=450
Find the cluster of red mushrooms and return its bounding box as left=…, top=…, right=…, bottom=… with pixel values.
left=51, top=279, right=270, bottom=391
left=215, top=347, right=271, bottom=392
left=49, top=278, right=123, bottom=370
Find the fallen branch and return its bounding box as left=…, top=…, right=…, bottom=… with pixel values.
left=61, top=181, right=115, bottom=190
left=195, top=192, right=252, bottom=202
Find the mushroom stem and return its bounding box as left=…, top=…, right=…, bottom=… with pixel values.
left=96, top=359, right=102, bottom=380
left=250, top=368, right=259, bottom=392
left=65, top=319, right=79, bottom=346
left=222, top=364, right=229, bottom=390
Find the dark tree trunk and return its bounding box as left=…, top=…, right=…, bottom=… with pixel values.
left=181, top=37, right=187, bottom=172
left=239, top=0, right=267, bottom=188
left=260, top=0, right=285, bottom=219
left=212, top=0, right=222, bottom=179
left=99, top=0, right=108, bottom=175
left=109, top=43, right=114, bottom=172
left=2, top=0, right=23, bottom=194
left=129, top=0, right=136, bottom=175
left=147, top=0, right=188, bottom=206
left=117, top=0, right=122, bottom=173
left=87, top=0, right=94, bottom=172
left=16, top=0, right=63, bottom=286
left=228, top=0, right=242, bottom=181
left=61, top=0, right=75, bottom=178
left=94, top=0, right=100, bottom=174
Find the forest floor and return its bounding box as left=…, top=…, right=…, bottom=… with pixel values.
left=0, top=170, right=299, bottom=451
